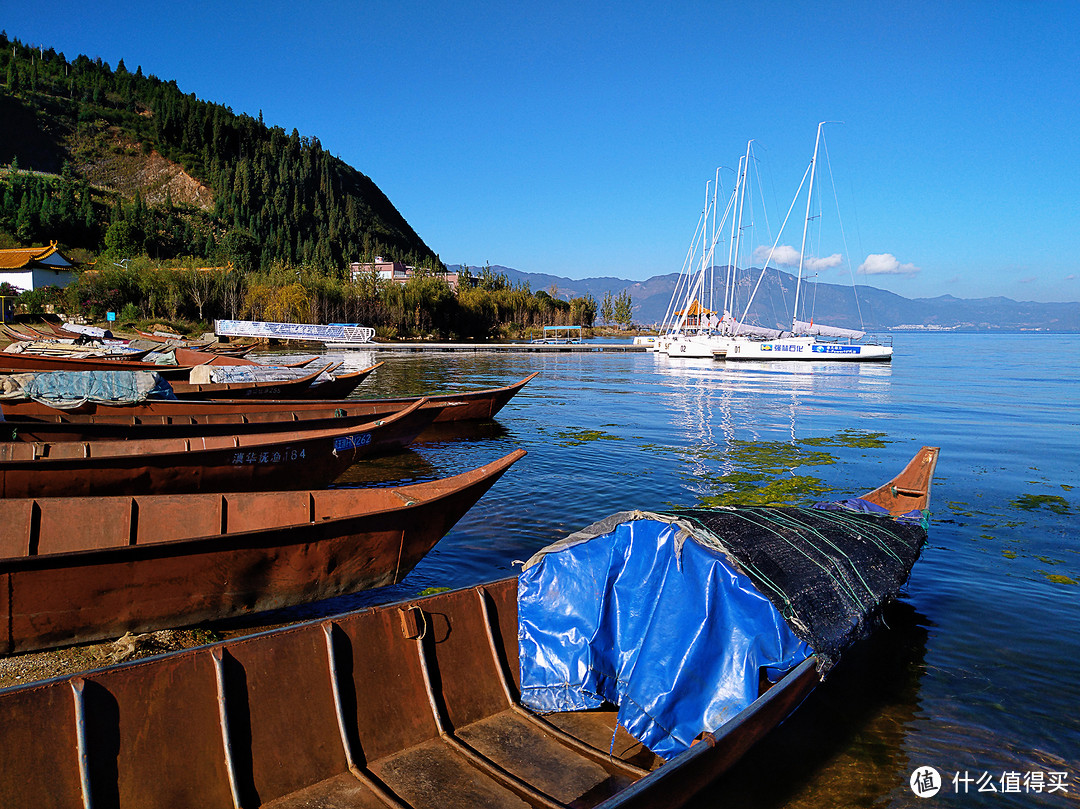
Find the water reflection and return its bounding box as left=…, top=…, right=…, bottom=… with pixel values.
left=688, top=600, right=929, bottom=809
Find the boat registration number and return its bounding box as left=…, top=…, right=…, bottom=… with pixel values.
left=334, top=433, right=373, bottom=451
left=231, top=448, right=307, bottom=465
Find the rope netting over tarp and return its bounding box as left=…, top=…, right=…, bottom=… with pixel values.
left=668, top=503, right=928, bottom=666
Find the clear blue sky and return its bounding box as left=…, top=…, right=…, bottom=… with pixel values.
left=6, top=1, right=1080, bottom=302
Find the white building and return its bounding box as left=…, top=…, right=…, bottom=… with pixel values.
left=349, top=257, right=462, bottom=291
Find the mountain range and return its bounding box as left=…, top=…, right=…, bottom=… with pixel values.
left=448, top=265, right=1080, bottom=332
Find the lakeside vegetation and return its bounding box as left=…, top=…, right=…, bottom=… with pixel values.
left=0, top=33, right=625, bottom=339
left=13, top=257, right=607, bottom=341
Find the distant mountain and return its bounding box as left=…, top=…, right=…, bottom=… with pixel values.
left=448, top=264, right=1080, bottom=332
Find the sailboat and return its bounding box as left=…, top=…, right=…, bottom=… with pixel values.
left=655, top=143, right=784, bottom=359
left=724, top=123, right=893, bottom=362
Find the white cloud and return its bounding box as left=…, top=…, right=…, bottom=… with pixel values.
left=806, top=253, right=843, bottom=272
left=858, top=253, right=920, bottom=276
left=753, top=244, right=801, bottom=266
left=755, top=245, right=843, bottom=271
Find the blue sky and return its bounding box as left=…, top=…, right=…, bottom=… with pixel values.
left=6, top=1, right=1080, bottom=302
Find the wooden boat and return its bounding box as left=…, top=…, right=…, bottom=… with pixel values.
left=134, top=328, right=256, bottom=357
left=167, top=362, right=336, bottom=399
left=0, top=449, right=525, bottom=654
left=1, top=371, right=541, bottom=424
left=304, top=366, right=375, bottom=398
left=169, top=346, right=318, bottom=367
left=0, top=348, right=198, bottom=376
left=4, top=398, right=463, bottom=442
left=169, top=362, right=380, bottom=400
left=2, top=341, right=155, bottom=360
left=133, top=327, right=186, bottom=342
left=0, top=447, right=938, bottom=808
left=0, top=398, right=440, bottom=498
left=1, top=324, right=51, bottom=343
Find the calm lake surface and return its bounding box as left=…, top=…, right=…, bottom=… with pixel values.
left=260, top=332, right=1079, bottom=807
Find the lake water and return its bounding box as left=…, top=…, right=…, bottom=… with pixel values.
left=260, top=333, right=1079, bottom=807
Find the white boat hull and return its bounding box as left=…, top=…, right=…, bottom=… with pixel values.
left=724, top=336, right=892, bottom=362
left=656, top=334, right=732, bottom=358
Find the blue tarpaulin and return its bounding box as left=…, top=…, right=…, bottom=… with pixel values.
left=17, top=370, right=177, bottom=408
left=517, top=513, right=813, bottom=760
left=518, top=498, right=928, bottom=761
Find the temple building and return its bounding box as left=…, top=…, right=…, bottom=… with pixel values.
left=0, top=242, right=78, bottom=291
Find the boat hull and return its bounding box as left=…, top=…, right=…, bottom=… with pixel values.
left=2, top=400, right=457, bottom=442
left=0, top=450, right=525, bottom=653
left=0, top=372, right=540, bottom=424
left=654, top=334, right=729, bottom=358
left=0, top=399, right=438, bottom=497
left=0, top=350, right=195, bottom=375
left=724, top=336, right=893, bottom=361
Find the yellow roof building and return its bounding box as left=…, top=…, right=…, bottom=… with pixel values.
left=0, top=242, right=77, bottom=291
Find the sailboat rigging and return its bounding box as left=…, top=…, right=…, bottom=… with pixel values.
left=724, top=123, right=893, bottom=362
left=655, top=141, right=784, bottom=358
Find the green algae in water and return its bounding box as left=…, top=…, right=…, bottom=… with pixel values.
left=717, top=439, right=837, bottom=475
left=1037, top=571, right=1078, bottom=585
left=416, top=586, right=450, bottom=596
left=1003, top=550, right=1018, bottom=559
left=1012, top=494, right=1071, bottom=515
left=655, top=431, right=897, bottom=508
left=700, top=473, right=832, bottom=507
left=799, top=429, right=890, bottom=449
left=556, top=429, right=624, bottom=447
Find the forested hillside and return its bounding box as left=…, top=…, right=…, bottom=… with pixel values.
left=0, top=32, right=439, bottom=272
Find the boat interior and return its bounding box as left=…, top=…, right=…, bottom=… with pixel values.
left=0, top=579, right=686, bottom=808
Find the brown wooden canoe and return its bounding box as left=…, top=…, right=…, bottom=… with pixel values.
left=0, top=448, right=938, bottom=808
left=303, top=366, right=376, bottom=398
left=168, top=361, right=380, bottom=400
left=1, top=371, right=540, bottom=424
left=169, top=346, right=319, bottom=368
left=0, top=398, right=440, bottom=497
left=0, top=349, right=198, bottom=376
left=2, top=371, right=407, bottom=443
left=167, top=362, right=337, bottom=399
left=1, top=342, right=155, bottom=361
left=0, top=449, right=525, bottom=654
left=1, top=324, right=48, bottom=342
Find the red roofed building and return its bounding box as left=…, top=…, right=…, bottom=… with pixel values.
left=0, top=242, right=78, bottom=292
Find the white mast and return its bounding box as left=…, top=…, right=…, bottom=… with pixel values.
left=728, top=141, right=754, bottom=328
left=792, top=122, right=831, bottom=333
left=724, top=155, right=744, bottom=325
left=709, top=167, right=720, bottom=316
